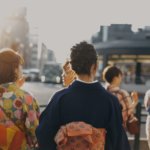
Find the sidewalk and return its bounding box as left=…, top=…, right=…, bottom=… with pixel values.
left=129, top=137, right=149, bottom=150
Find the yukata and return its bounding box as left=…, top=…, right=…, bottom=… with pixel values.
left=36, top=80, right=130, bottom=150
left=0, top=82, right=40, bottom=150
left=144, top=89, right=150, bottom=148
left=107, top=85, right=137, bottom=128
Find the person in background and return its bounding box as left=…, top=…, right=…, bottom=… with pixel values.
left=62, top=60, right=76, bottom=87
left=36, top=41, right=130, bottom=150
left=102, top=66, right=138, bottom=131
left=144, top=89, right=150, bottom=148
left=0, top=48, right=40, bottom=150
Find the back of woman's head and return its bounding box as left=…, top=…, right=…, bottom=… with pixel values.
left=102, top=66, right=122, bottom=83
left=70, top=41, right=97, bottom=75
left=0, top=48, right=24, bottom=84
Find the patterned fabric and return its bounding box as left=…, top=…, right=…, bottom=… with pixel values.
left=107, top=85, right=136, bottom=128
left=55, top=121, right=106, bottom=150
left=0, top=82, right=40, bottom=150
left=0, top=124, right=25, bottom=150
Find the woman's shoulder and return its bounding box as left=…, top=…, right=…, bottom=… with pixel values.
left=144, top=89, right=150, bottom=101
left=144, top=89, right=150, bottom=107
left=1, top=82, right=35, bottom=99
left=145, top=89, right=150, bottom=97
left=100, top=86, right=121, bottom=106
left=51, top=87, right=71, bottom=101
left=115, top=87, right=129, bottom=98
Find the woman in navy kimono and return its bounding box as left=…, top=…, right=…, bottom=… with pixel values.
left=36, top=41, right=130, bottom=150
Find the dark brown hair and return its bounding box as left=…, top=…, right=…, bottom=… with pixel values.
left=102, top=66, right=122, bottom=83
left=0, top=48, right=24, bottom=84
left=70, top=41, right=97, bottom=75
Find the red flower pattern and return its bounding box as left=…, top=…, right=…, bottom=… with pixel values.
left=13, top=99, right=22, bottom=109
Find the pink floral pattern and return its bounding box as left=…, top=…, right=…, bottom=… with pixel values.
left=0, top=82, right=40, bottom=149
left=25, top=95, right=33, bottom=106
left=14, top=110, right=22, bottom=119
left=28, top=110, right=37, bottom=122
left=55, top=121, right=106, bottom=150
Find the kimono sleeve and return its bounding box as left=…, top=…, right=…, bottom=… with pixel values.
left=23, top=94, right=40, bottom=146
left=36, top=93, right=61, bottom=150
left=105, top=95, right=130, bottom=150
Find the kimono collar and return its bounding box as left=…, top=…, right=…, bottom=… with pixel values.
left=76, top=78, right=98, bottom=84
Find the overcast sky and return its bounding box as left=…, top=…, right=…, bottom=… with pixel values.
left=0, top=0, right=150, bottom=63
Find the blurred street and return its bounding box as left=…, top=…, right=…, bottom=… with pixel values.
left=22, top=82, right=63, bottom=105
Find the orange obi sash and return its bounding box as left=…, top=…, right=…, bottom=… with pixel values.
left=55, top=121, right=106, bottom=150
left=0, top=124, right=26, bottom=150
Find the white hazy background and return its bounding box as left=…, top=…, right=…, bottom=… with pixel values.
left=0, top=0, right=150, bottom=63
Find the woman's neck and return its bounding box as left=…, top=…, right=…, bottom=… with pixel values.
left=110, top=81, right=120, bottom=87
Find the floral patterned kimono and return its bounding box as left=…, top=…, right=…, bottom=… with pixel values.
left=107, top=85, right=137, bottom=128
left=0, top=82, right=40, bottom=150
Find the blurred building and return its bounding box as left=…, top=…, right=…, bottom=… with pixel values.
left=92, top=24, right=150, bottom=43
left=92, top=24, right=150, bottom=83
left=0, top=7, right=31, bottom=68
left=29, top=27, right=39, bottom=68
left=39, top=43, right=56, bottom=71
left=92, top=24, right=133, bottom=43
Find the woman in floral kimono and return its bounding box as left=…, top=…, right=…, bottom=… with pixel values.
left=102, top=66, right=138, bottom=131
left=0, top=48, right=40, bottom=150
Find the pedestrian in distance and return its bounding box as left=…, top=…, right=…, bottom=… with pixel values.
left=62, top=60, right=76, bottom=87
left=102, top=65, right=139, bottom=134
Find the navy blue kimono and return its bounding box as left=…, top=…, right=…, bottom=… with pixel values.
left=36, top=80, right=130, bottom=150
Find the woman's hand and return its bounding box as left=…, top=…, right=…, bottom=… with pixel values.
left=62, top=61, right=76, bottom=87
